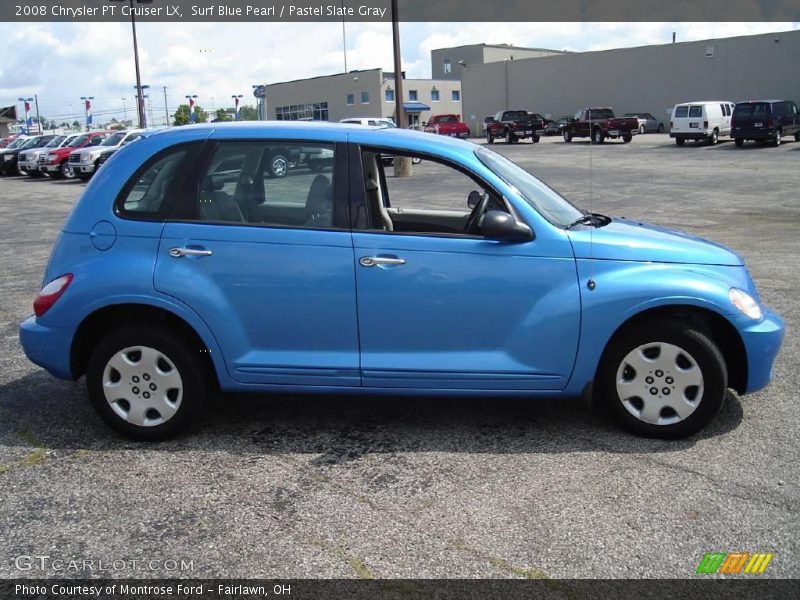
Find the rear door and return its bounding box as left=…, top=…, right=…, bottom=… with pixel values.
left=153, top=138, right=361, bottom=387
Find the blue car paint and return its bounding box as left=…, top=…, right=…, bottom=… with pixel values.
left=19, top=121, right=783, bottom=401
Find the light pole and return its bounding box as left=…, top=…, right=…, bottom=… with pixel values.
left=18, top=97, right=33, bottom=134
left=232, top=94, right=243, bottom=120
left=110, top=0, right=153, bottom=128
left=134, top=85, right=150, bottom=127
left=80, top=96, right=94, bottom=131
left=186, top=95, right=198, bottom=123
left=390, top=0, right=410, bottom=177
left=121, top=97, right=128, bottom=123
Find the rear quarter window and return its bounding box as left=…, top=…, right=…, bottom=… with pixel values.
left=674, top=106, right=688, bottom=118
left=688, top=106, right=703, bottom=118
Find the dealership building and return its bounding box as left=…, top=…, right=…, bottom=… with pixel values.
left=460, top=29, right=800, bottom=136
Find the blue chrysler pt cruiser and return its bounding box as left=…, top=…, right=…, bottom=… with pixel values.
left=19, top=122, right=783, bottom=440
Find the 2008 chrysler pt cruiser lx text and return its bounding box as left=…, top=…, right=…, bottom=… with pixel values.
left=19, top=122, right=784, bottom=440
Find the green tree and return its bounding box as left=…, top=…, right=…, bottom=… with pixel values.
left=238, top=105, right=258, bottom=121
left=215, top=108, right=231, bottom=122
left=72, top=120, right=81, bottom=131
left=174, top=104, right=209, bottom=126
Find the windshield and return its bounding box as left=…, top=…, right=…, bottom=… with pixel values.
left=19, top=137, right=41, bottom=149
left=101, top=132, right=126, bottom=146
left=503, top=111, right=528, bottom=120
left=476, top=147, right=582, bottom=228
left=377, top=119, right=396, bottom=128
left=45, top=136, right=67, bottom=148
left=69, top=134, right=90, bottom=146
left=7, top=138, right=28, bottom=149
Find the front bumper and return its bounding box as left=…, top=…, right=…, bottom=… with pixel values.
left=738, top=308, right=784, bottom=394
left=40, top=164, right=63, bottom=173
left=19, top=315, right=75, bottom=380
left=77, top=163, right=96, bottom=174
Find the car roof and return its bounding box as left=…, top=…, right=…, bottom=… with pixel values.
left=735, top=99, right=786, bottom=104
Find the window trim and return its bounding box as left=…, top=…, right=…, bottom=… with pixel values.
left=114, top=141, right=203, bottom=222
left=361, top=91, right=370, bottom=104
left=350, top=143, right=525, bottom=240
left=346, top=93, right=355, bottom=106
left=167, top=138, right=351, bottom=232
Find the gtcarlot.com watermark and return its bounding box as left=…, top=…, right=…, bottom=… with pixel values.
left=13, top=554, right=194, bottom=573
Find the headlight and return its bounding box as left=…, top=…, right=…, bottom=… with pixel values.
left=81, top=155, right=91, bottom=162
left=729, top=288, right=763, bottom=320
left=4, top=155, right=13, bottom=161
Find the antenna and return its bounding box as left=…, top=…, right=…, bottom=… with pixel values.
left=587, top=108, right=595, bottom=291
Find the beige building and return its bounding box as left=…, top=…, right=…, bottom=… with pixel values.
left=265, top=69, right=463, bottom=128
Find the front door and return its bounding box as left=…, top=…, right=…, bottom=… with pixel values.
left=153, top=139, right=360, bottom=387
left=351, top=148, right=580, bottom=390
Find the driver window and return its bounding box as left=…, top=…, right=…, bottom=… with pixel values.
left=361, top=150, right=506, bottom=236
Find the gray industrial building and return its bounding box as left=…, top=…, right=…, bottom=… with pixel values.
left=431, top=43, right=569, bottom=80
left=461, top=29, right=800, bottom=136
left=265, top=69, right=463, bottom=128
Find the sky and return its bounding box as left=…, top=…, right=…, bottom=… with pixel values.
left=0, top=21, right=797, bottom=126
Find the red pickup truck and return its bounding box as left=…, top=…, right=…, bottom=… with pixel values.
left=424, top=114, right=470, bottom=139
left=562, top=108, right=639, bottom=144
left=39, top=131, right=108, bottom=179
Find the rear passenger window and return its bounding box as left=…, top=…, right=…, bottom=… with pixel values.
left=119, top=149, right=188, bottom=217
left=689, top=106, right=703, bottom=118
left=674, top=106, right=688, bottom=118
left=194, top=141, right=338, bottom=229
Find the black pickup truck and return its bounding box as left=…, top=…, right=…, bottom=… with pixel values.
left=485, top=110, right=546, bottom=144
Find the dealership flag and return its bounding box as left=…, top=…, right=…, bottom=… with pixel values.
left=85, top=99, right=93, bottom=127
left=189, top=97, right=196, bottom=123
left=24, top=101, right=32, bottom=132
left=235, top=97, right=241, bottom=121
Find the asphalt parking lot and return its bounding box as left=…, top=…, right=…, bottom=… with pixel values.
left=0, top=133, right=798, bottom=580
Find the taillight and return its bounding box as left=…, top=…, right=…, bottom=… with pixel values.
left=767, top=119, right=774, bottom=128
left=670, top=121, right=673, bottom=128
left=703, top=121, right=708, bottom=129
left=33, top=274, right=73, bottom=317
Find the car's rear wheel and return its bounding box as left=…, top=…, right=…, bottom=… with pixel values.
left=735, top=138, right=744, bottom=147
left=598, top=320, right=727, bottom=439
left=657, top=124, right=664, bottom=133
left=592, top=128, right=605, bottom=144
left=709, top=129, right=719, bottom=145
left=267, top=153, right=289, bottom=178
left=794, top=131, right=800, bottom=142
left=773, top=129, right=782, bottom=147
left=86, top=324, right=209, bottom=440
left=639, top=125, right=646, bottom=134
left=622, top=134, right=633, bottom=143
left=675, top=138, right=685, bottom=146
left=505, top=130, right=516, bottom=144
left=562, top=129, right=572, bottom=143
left=532, top=135, right=540, bottom=143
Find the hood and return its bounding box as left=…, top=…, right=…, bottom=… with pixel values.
left=567, top=217, right=743, bottom=266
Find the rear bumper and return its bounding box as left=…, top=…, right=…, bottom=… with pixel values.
left=738, top=309, right=784, bottom=394
left=19, top=316, right=75, bottom=380
left=670, top=132, right=712, bottom=140
left=732, top=130, right=777, bottom=141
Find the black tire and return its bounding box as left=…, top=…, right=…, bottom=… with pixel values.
left=772, top=129, right=782, bottom=147
left=486, top=131, right=494, bottom=144
left=411, top=156, right=422, bottom=165
left=532, top=135, right=540, bottom=143
left=657, top=124, right=664, bottom=133
left=60, top=161, right=75, bottom=180
left=622, top=134, right=633, bottom=143
left=267, top=153, right=289, bottom=178
left=562, top=129, right=572, bottom=143
left=505, top=129, right=515, bottom=144
left=597, top=320, right=727, bottom=439
left=734, top=138, right=744, bottom=147
left=308, top=160, right=324, bottom=173
left=86, top=324, right=210, bottom=440
left=709, top=129, right=719, bottom=145
left=592, top=128, right=605, bottom=144
left=676, top=138, right=685, bottom=146
left=639, top=125, right=646, bottom=135
left=794, top=131, right=800, bottom=142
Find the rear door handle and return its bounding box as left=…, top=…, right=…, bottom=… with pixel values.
left=359, top=256, right=406, bottom=267
left=169, top=247, right=213, bottom=258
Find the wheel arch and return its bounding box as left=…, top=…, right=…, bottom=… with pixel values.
left=70, top=303, right=222, bottom=390
left=595, top=304, right=748, bottom=394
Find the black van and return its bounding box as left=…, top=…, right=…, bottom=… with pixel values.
left=732, top=100, right=800, bottom=147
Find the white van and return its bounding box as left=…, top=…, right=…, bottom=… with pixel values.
left=670, top=101, right=736, bottom=145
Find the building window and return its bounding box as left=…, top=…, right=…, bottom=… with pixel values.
left=452, top=90, right=460, bottom=102
left=443, top=58, right=451, bottom=74
left=275, top=102, right=329, bottom=121
left=385, top=89, right=395, bottom=102
left=409, top=90, right=418, bottom=101
left=361, top=91, right=370, bottom=104
left=431, top=88, right=440, bottom=102
left=346, top=94, right=354, bottom=105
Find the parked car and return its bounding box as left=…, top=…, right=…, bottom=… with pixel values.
left=39, top=131, right=109, bottom=179
left=731, top=100, right=800, bottom=147
left=485, top=110, right=546, bottom=143
left=69, top=129, right=143, bottom=180
left=19, top=122, right=783, bottom=440
left=341, top=117, right=421, bottom=164
left=18, top=134, right=80, bottom=177
left=1, top=133, right=28, bottom=149
left=423, top=114, right=470, bottom=139
left=562, top=108, right=639, bottom=143
left=670, top=101, right=735, bottom=145
left=624, top=112, right=664, bottom=134
left=545, top=117, right=576, bottom=136
left=0, top=135, right=55, bottom=176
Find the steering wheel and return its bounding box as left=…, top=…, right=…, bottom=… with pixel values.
left=464, top=191, right=490, bottom=235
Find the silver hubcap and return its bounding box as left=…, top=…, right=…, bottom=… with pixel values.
left=615, top=342, right=704, bottom=426
left=102, top=346, right=183, bottom=427
left=272, top=158, right=287, bottom=176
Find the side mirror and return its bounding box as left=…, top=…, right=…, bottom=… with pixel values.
left=467, top=190, right=482, bottom=209
left=480, top=210, right=533, bottom=242
left=422, top=121, right=428, bottom=127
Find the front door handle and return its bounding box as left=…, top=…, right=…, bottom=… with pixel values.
left=169, top=247, right=213, bottom=258
left=359, top=256, right=406, bottom=267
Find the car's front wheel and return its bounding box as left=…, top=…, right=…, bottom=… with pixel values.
left=267, top=153, right=289, bottom=178
left=86, top=324, right=209, bottom=440
left=598, top=320, right=727, bottom=439
left=562, top=129, right=572, bottom=143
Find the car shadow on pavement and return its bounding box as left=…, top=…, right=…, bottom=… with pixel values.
left=0, top=370, right=744, bottom=459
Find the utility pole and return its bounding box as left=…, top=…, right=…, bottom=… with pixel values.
left=34, top=94, right=41, bottom=134
left=391, top=0, right=410, bottom=176
left=163, top=86, right=169, bottom=126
